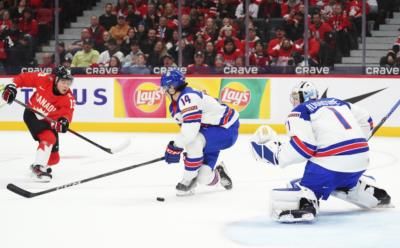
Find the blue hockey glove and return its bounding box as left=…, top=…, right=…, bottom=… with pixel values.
left=165, top=141, right=183, bottom=164
left=1, top=83, right=17, bottom=104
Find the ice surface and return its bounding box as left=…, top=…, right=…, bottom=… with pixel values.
left=0, top=131, right=399, bottom=248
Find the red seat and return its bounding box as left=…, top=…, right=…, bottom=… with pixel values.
left=36, top=8, right=53, bottom=25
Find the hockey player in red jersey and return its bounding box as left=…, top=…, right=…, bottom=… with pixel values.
left=1, top=65, right=75, bottom=182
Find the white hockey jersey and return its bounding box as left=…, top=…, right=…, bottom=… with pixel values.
left=278, top=97, right=373, bottom=172
left=169, top=87, right=239, bottom=148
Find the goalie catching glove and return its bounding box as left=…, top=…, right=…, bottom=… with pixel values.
left=1, top=83, right=17, bottom=104
left=51, top=117, right=69, bottom=133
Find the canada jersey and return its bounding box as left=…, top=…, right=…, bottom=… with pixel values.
left=284, top=98, right=372, bottom=172
left=13, top=72, right=75, bottom=122
left=169, top=87, right=239, bottom=148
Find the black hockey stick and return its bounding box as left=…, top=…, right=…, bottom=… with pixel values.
left=7, top=156, right=165, bottom=198
left=368, top=98, right=400, bottom=140
left=13, top=99, right=130, bottom=154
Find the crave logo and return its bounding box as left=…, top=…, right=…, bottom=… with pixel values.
left=133, top=82, right=164, bottom=113
left=220, top=82, right=251, bottom=112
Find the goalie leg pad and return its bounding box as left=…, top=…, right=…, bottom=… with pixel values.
left=271, top=183, right=319, bottom=222
left=332, top=175, right=392, bottom=208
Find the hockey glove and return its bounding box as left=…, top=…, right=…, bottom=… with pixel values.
left=1, top=83, right=17, bottom=104
left=51, top=117, right=69, bottom=133
left=165, top=141, right=183, bottom=164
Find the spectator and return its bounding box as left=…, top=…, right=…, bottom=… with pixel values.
left=258, top=0, right=281, bottom=19
left=293, top=32, right=321, bottom=66
left=108, top=55, right=122, bottom=71
left=212, top=54, right=225, bottom=74
left=99, top=3, right=117, bottom=31
left=38, top=52, right=55, bottom=69
left=267, top=26, right=286, bottom=58
left=328, top=4, right=353, bottom=57
left=5, top=34, right=33, bottom=74
left=215, top=24, right=242, bottom=52
left=379, top=50, right=399, bottom=67
left=9, top=0, right=28, bottom=20
left=161, top=53, right=177, bottom=68
left=88, top=15, right=106, bottom=52
left=204, top=41, right=217, bottom=67
left=109, top=14, right=130, bottom=45
left=310, top=12, right=335, bottom=66
left=120, top=27, right=137, bottom=55
left=201, top=17, right=219, bottom=42
left=219, top=37, right=243, bottom=66
left=97, top=38, right=124, bottom=67
left=168, top=36, right=195, bottom=66
left=250, top=41, right=269, bottom=66
left=55, top=41, right=67, bottom=65
left=115, top=0, right=129, bottom=17
left=71, top=38, right=100, bottom=67
left=240, top=27, right=260, bottom=54
left=187, top=50, right=210, bottom=74
left=147, top=40, right=167, bottom=67
left=140, top=28, right=158, bottom=55
left=163, top=2, right=178, bottom=30
left=270, top=38, right=295, bottom=66
left=67, top=28, right=92, bottom=54
left=121, top=53, right=151, bottom=74
left=122, top=40, right=143, bottom=66
left=143, top=2, right=159, bottom=30
left=0, top=10, right=12, bottom=32
left=157, top=16, right=173, bottom=43
left=126, top=3, right=142, bottom=28
left=235, top=0, right=259, bottom=19
left=19, top=8, right=38, bottom=39
left=216, top=0, right=236, bottom=19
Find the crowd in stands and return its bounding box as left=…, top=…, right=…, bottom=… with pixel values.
left=1, top=0, right=400, bottom=74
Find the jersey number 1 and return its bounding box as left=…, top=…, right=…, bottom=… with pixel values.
left=327, top=107, right=352, bottom=129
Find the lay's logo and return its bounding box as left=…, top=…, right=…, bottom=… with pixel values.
left=134, top=82, right=164, bottom=113
left=220, top=82, right=251, bottom=112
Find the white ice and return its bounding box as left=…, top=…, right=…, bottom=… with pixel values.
left=0, top=131, right=399, bottom=248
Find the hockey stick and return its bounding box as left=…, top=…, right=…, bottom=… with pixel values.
left=13, top=99, right=130, bottom=154
left=368, top=98, right=400, bottom=140
left=7, top=156, right=165, bottom=198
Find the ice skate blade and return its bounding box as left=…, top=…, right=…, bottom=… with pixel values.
left=176, top=189, right=195, bottom=197
left=31, top=173, right=52, bottom=183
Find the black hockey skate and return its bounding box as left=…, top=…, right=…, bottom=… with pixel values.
left=277, top=198, right=318, bottom=223
left=30, top=164, right=52, bottom=182
left=176, top=178, right=197, bottom=196
left=374, top=187, right=392, bottom=207
left=216, top=162, right=232, bottom=190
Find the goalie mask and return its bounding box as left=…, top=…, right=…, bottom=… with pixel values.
left=290, top=81, right=319, bottom=107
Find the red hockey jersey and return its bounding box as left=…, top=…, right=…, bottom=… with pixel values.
left=13, top=72, right=75, bottom=122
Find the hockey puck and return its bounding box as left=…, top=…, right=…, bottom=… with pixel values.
left=156, top=197, right=165, bottom=202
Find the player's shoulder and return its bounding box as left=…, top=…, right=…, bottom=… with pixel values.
left=180, top=87, right=203, bottom=99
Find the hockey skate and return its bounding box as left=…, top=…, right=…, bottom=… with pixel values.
left=176, top=177, right=197, bottom=196
left=30, top=164, right=52, bottom=182
left=275, top=198, right=318, bottom=223
left=216, top=162, right=233, bottom=190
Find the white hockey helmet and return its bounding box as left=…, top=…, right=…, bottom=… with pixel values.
left=290, top=81, right=319, bottom=107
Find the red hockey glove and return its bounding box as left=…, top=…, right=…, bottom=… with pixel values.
left=51, top=117, right=69, bottom=133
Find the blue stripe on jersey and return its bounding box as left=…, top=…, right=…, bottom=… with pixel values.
left=251, top=141, right=278, bottom=165
left=317, top=138, right=367, bottom=152
left=289, top=136, right=317, bottom=159
left=218, top=107, right=235, bottom=126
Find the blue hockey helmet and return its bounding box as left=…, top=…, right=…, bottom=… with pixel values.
left=290, top=81, right=319, bottom=106
left=160, top=69, right=186, bottom=91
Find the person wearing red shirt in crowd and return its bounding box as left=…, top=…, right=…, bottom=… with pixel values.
left=18, top=8, right=38, bottom=38
left=293, top=32, right=321, bottom=66
left=281, top=0, right=302, bottom=19
left=270, top=38, right=295, bottom=66
left=250, top=41, right=270, bottom=66
left=1, top=66, right=75, bottom=182
left=187, top=51, right=210, bottom=74
left=310, top=12, right=335, bottom=65
left=267, top=26, right=286, bottom=59
left=328, top=4, right=353, bottom=56
left=345, top=0, right=371, bottom=37
left=218, top=37, right=243, bottom=66
left=240, top=27, right=260, bottom=54
left=88, top=15, right=106, bottom=52
left=215, top=25, right=242, bottom=52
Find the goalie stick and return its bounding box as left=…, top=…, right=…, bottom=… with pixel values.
left=7, top=156, right=165, bottom=198
left=14, top=99, right=130, bottom=154
left=368, top=98, right=400, bottom=140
